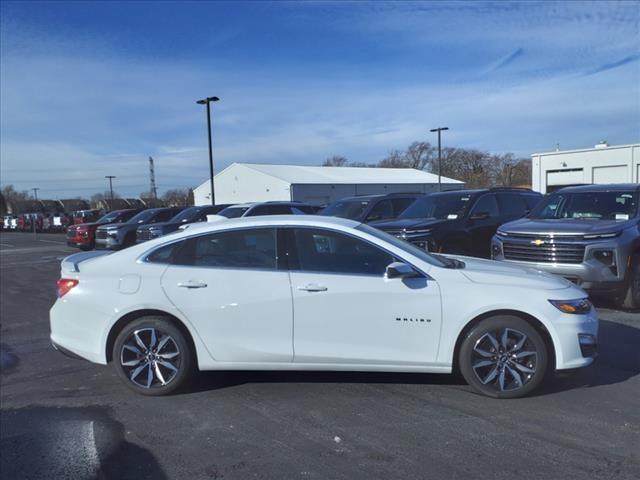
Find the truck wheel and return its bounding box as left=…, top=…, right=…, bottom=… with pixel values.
left=620, top=255, right=640, bottom=310
left=113, top=316, right=194, bottom=396
left=459, top=315, right=548, bottom=399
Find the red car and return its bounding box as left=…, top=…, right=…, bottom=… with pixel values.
left=66, top=208, right=142, bottom=250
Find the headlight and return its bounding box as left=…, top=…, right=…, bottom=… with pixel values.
left=548, top=298, right=592, bottom=314
left=496, top=230, right=508, bottom=236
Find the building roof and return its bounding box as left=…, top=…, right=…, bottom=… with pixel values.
left=532, top=143, right=639, bottom=157
left=217, top=163, right=463, bottom=185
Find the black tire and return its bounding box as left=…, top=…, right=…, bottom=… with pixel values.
left=459, top=315, right=548, bottom=399
left=619, top=255, right=640, bottom=310
left=113, top=316, right=194, bottom=396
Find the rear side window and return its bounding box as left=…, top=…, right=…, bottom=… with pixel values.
left=146, top=241, right=185, bottom=264
left=174, top=228, right=277, bottom=270
left=246, top=205, right=270, bottom=216
left=496, top=193, right=528, bottom=216
left=291, top=228, right=394, bottom=275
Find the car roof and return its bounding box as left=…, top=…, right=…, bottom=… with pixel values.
left=331, top=193, right=422, bottom=202
left=173, top=214, right=360, bottom=236
left=555, top=183, right=640, bottom=193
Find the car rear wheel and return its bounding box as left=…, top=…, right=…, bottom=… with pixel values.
left=619, top=255, right=640, bottom=310
left=459, top=315, right=548, bottom=398
left=113, top=316, right=194, bottom=396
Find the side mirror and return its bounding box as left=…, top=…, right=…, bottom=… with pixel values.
left=470, top=211, right=489, bottom=220
left=366, top=213, right=381, bottom=222
left=385, top=262, right=421, bottom=279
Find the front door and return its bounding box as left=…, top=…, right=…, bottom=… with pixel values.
left=287, top=227, right=442, bottom=366
left=467, top=193, right=500, bottom=257
left=161, top=227, right=293, bottom=362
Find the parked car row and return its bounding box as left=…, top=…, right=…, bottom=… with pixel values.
left=2, top=212, right=77, bottom=233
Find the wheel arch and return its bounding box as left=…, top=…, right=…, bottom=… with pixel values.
left=451, top=309, right=556, bottom=374
left=106, top=308, right=198, bottom=364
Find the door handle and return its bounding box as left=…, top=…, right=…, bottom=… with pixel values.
left=297, top=284, right=328, bottom=292
left=177, top=281, right=208, bottom=289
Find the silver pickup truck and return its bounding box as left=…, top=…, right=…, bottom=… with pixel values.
left=491, top=184, right=640, bottom=309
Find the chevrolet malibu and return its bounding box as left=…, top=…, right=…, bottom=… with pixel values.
left=50, top=216, right=598, bottom=398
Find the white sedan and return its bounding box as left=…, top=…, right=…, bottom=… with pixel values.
left=50, top=216, right=598, bottom=398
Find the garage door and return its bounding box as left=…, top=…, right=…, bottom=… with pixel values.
left=593, top=165, right=627, bottom=183
left=546, top=168, right=584, bottom=186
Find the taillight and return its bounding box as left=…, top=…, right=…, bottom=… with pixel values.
left=57, top=278, right=79, bottom=298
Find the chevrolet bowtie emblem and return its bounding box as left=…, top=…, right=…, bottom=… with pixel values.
left=531, top=239, right=545, bottom=246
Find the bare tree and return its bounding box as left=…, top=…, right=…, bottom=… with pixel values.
left=162, top=189, right=192, bottom=207
left=378, top=150, right=408, bottom=168
left=323, top=155, right=349, bottom=167
left=1, top=185, right=32, bottom=203
left=90, top=191, right=120, bottom=204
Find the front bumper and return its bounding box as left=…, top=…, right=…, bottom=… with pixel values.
left=552, top=307, right=599, bottom=370
left=95, top=232, right=123, bottom=249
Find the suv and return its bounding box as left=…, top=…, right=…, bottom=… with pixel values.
left=371, top=188, right=542, bottom=258
left=67, top=209, right=143, bottom=250
left=320, top=193, right=422, bottom=223
left=217, top=201, right=319, bottom=219
left=492, top=184, right=640, bottom=309
left=136, top=205, right=230, bottom=243
left=95, top=207, right=184, bottom=250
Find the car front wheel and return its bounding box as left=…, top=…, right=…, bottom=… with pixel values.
left=459, top=315, right=548, bottom=398
left=619, top=254, right=640, bottom=310
left=113, top=316, right=194, bottom=396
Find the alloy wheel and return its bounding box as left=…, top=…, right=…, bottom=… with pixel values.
left=471, top=328, right=537, bottom=392
left=120, top=328, right=181, bottom=389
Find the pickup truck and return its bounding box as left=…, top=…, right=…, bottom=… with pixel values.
left=67, top=208, right=143, bottom=250
left=491, top=184, right=640, bottom=309
left=135, top=204, right=230, bottom=243
left=95, top=207, right=184, bottom=250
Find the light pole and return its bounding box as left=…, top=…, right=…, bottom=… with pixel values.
left=32, top=187, right=40, bottom=201
left=429, top=127, right=449, bottom=192
left=196, top=96, right=220, bottom=206
left=105, top=176, right=116, bottom=208
left=31, top=187, right=40, bottom=238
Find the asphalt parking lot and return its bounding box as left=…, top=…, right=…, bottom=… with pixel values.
left=1, top=231, right=639, bottom=480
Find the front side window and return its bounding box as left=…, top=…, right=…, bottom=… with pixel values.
left=400, top=193, right=472, bottom=220
left=291, top=228, right=394, bottom=275
left=175, top=228, right=277, bottom=269
left=470, top=194, right=499, bottom=218
left=496, top=193, right=528, bottom=216
left=366, top=200, right=394, bottom=221
left=320, top=200, right=370, bottom=220
left=218, top=206, right=251, bottom=218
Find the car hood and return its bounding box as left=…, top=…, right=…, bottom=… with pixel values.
left=370, top=218, right=452, bottom=230
left=454, top=255, right=573, bottom=291
left=499, top=217, right=637, bottom=235
left=138, top=221, right=184, bottom=232
left=69, top=222, right=101, bottom=229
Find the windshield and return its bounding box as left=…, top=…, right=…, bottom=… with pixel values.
left=321, top=200, right=370, bottom=220
left=170, top=207, right=199, bottom=223
left=529, top=191, right=639, bottom=220
left=127, top=209, right=159, bottom=224
left=400, top=193, right=472, bottom=220
left=218, top=206, right=250, bottom=218
left=97, top=211, right=125, bottom=224
left=356, top=224, right=460, bottom=269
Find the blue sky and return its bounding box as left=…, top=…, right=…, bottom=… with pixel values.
left=1, top=1, right=639, bottom=198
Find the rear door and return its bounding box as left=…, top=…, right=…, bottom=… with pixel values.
left=496, top=192, right=530, bottom=223
left=161, top=227, right=293, bottom=362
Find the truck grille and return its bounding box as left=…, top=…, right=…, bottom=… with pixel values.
left=137, top=230, right=154, bottom=242
left=502, top=234, right=585, bottom=264
left=96, top=230, right=108, bottom=240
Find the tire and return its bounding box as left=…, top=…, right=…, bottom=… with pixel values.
left=459, top=315, right=548, bottom=399
left=113, top=316, right=194, bottom=396
left=619, top=255, right=640, bottom=310
left=79, top=244, right=92, bottom=251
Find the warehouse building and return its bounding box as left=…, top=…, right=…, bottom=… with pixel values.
left=532, top=142, right=639, bottom=193
left=194, top=163, right=464, bottom=206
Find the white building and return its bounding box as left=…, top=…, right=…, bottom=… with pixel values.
left=194, top=163, right=464, bottom=206
left=532, top=143, right=639, bottom=193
